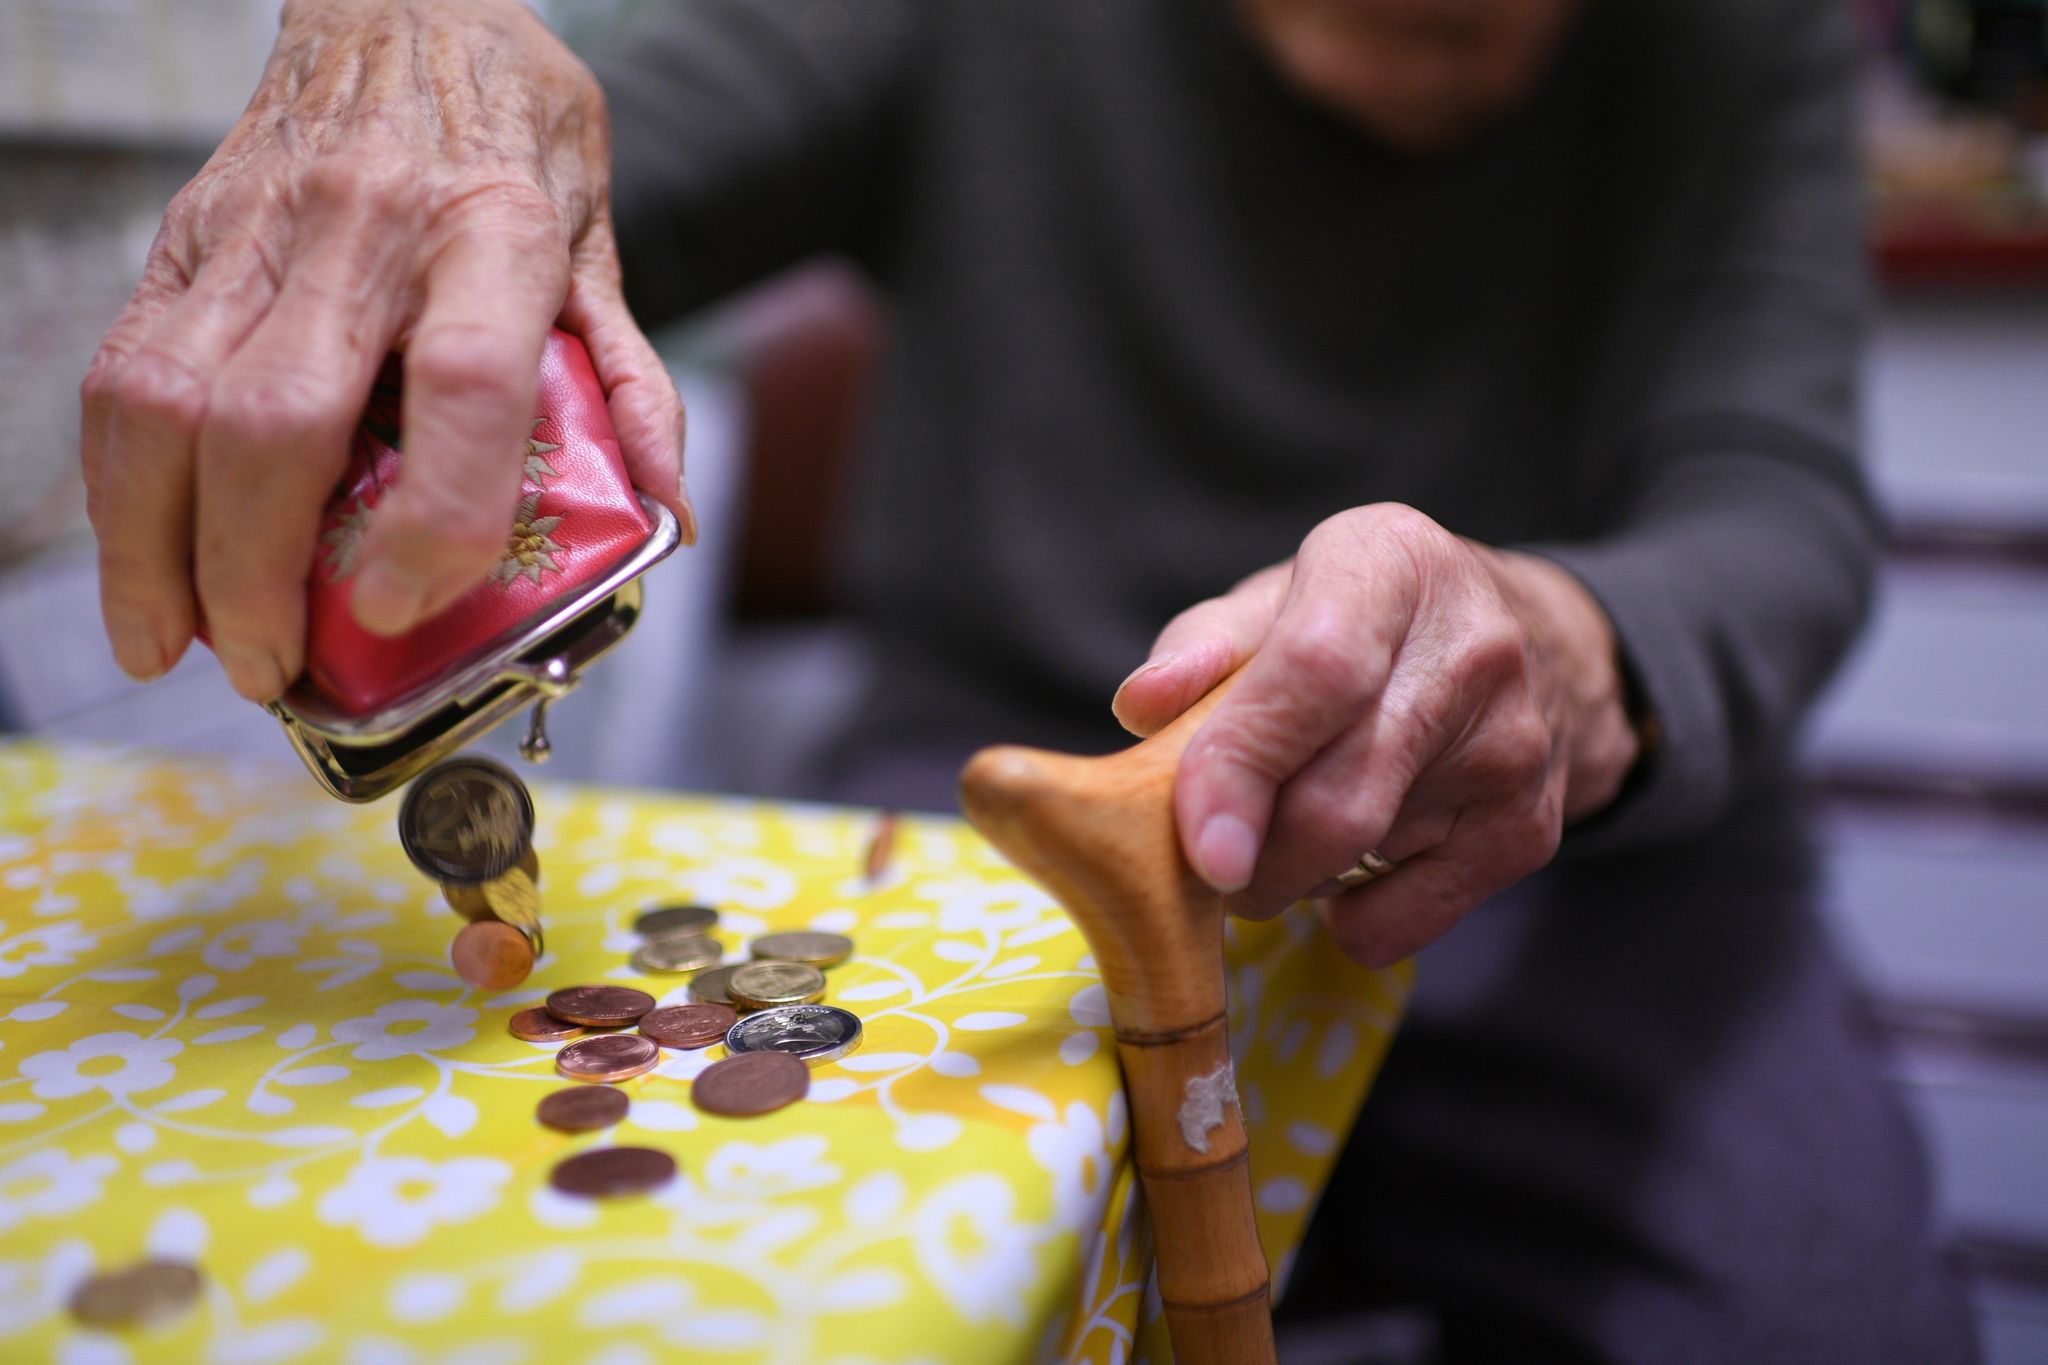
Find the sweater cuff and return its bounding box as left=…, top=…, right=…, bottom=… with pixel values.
left=1517, top=539, right=1732, bottom=854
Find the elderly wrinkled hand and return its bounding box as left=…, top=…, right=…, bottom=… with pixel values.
left=1113, top=504, right=1642, bottom=968
left=80, top=0, right=690, bottom=704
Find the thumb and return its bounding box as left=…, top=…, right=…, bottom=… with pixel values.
left=1113, top=562, right=1291, bottom=738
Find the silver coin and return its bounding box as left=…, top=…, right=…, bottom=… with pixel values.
left=723, top=1004, right=863, bottom=1066
left=631, top=934, right=723, bottom=974
left=635, top=904, right=717, bottom=937
left=398, top=756, right=534, bottom=884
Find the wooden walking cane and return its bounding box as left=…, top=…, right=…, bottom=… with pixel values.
left=959, top=675, right=1278, bottom=1365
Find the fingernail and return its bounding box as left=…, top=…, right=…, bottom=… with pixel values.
left=1113, top=653, right=1177, bottom=704
left=216, top=645, right=285, bottom=702
left=1193, top=813, right=1258, bottom=893
left=108, top=620, right=166, bottom=682
left=352, top=561, right=429, bottom=636
left=675, top=490, right=699, bottom=547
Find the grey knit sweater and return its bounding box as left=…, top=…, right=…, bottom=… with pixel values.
left=594, top=0, right=1876, bottom=843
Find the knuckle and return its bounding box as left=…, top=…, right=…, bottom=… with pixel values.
left=110, top=350, right=212, bottom=434
left=1273, top=608, right=1361, bottom=689
left=205, top=372, right=342, bottom=451
left=406, top=331, right=529, bottom=412
left=302, top=153, right=421, bottom=220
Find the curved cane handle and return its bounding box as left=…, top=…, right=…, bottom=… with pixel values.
left=960, top=675, right=1276, bottom=1365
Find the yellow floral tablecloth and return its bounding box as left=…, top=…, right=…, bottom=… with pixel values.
left=0, top=743, right=1407, bottom=1365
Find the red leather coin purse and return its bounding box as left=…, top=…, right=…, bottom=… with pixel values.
left=269, top=329, right=681, bottom=801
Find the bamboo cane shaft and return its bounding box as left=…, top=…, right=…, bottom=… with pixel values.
left=959, top=674, right=1278, bottom=1364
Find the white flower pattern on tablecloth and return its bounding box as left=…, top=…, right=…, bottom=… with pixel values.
left=17, top=1033, right=182, bottom=1101
left=0, top=923, right=94, bottom=980
left=316, top=1156, right=510, bottom=1249
left=0, top=1151, right=118, bottom=1232
left=0, top=745, right=1407, bottom=1365
left=331, top=1001, right=478, bottom=1062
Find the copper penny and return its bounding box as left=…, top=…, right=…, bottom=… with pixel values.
left=639, top=1003, right=739, bottom=1050
left=536, top=1084, right=629, bottom=1133
left=635, top=904, right=717, bottom=936
left=687, top=963, right=744, bottom=1008
left=451, top=920, right=533, bottom=991
left=692, top=1050, right=810, bottom=1117
left=546, top=985, right=656, bottom=1027
left=508, top=1007, right=583, bottom=1043
left=556, top=1033, right=660, bottom=1083
left=549, top=1145, right=676, bottom=1198
left=67, top=1258, right=203, bottom=1329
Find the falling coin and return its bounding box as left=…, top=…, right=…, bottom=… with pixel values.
left=480, top=866, right=544, bottom=956
left=750, top=931, right=854, bottom=969
left=451, top=920, right=534, bottom=991
left=536, top=1085, right=629, bottom=1133
left=555, top=1033, right=661, bottom=1084
left=631, top=934, right=722, bottom=975
left=724, top=1004, right=864, bottom=1066
left=546, top=985, right=656, bottom=1028
left=686, top=964, right=741, bottom=1007
left=639, top=1003, right=740, bottom=1050
left=728, top=961, right=827, bottom=1011
left=445, top=848, right=541, bottom=920
left=692, top=1050, right=810, bottom=1117
left=67, top=1258, right=204, bottom=1329
left=508, top=1007, right=583, bottom=1043
left=550, top=1146, right=676, bottom=1198
left=635, top=904, right=717, bottom=937
left=399, top=755, right=535, bottom=885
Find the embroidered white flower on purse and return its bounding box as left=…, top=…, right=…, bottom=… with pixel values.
left=330, top=1001, right=477, bottom=1062
left=0, top=922, right=95, bottom=979
left=0, top=1150, right=119, bottom=1232
left=18, top=1032, right=182, bottom=1101
left=316, top=1156, right=509, bottom=1249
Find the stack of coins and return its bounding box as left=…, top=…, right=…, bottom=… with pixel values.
left=398, top=756, right=543, bottom=991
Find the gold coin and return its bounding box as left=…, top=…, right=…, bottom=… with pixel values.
left=687, top=963, right=744, bottom=1008
left=444, top=848, right=539, bottom=922
left=728, top=960, right=827, bottom=1010
left=631, top=933, right=722, bottom=975
left=750, top=931, right=854, bottom=969
left=68, top=1258, right=204, bottom=1329
left=481, top=866, right=543, bottom=957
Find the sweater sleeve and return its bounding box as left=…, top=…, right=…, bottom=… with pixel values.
left=581, top=0, right=921, bottom=326
left=1526, top=0, right=1881, bottom=851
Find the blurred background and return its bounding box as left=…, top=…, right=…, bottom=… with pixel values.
left=1, top=1, right=2043, bottom=1358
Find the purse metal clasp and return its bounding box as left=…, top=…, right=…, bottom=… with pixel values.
left=267, top=495, right=682, bottom=802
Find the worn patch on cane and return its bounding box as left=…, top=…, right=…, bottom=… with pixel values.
left=1177, top=1061, right=1239, bottom=1154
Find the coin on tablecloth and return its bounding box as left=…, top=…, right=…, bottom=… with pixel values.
left=550, top=1146, right=676, bottom=1198
left=67, top=1258, right=204, bottom=1329
left=536, top=1085, right=629, bottom=1133
left=640, top=1003, right=739, bottom=1050
left=546, top=985, right=656, bottom=1027
left=725, top=1003, right=863, bottom=1065
left=445, top=848, right=540, bottom=920
left=556, top=1033, right=660, bottom=1083
left=635, top=904, right=717, bottom=937
left=451, top=920, right=533, bottom=991
left=508, top=1007, right=582, bottom=1043
left=687, top=964, right=743, bottom=1008
left=728, top=961, right=826, bottom=1011
left=631, top=934, right=722, bottom=975
left=399, top=755, right=534, bottom=884
left=692, top=1050, right=810, bottom=1117
left=750, top=931, right=854, bottom=969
